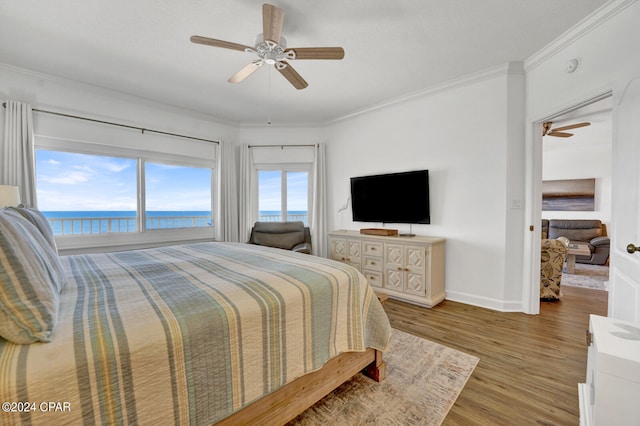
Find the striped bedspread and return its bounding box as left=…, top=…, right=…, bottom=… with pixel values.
left=0, top=242, right=391, bottom=425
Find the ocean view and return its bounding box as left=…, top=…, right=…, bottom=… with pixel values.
left=43, top=211, right=308, bottom=235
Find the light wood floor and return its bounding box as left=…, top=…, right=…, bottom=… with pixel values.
left=383, top=285, right=608, bottom=425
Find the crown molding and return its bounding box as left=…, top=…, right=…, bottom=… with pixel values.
left=327, top=62, right=524, bottom=125
left=524, top=0, right=637, bottom=72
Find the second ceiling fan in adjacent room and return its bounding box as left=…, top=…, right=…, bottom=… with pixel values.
left=543, top=121, right=591, bottom=138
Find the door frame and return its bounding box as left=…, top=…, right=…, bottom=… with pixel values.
left=524, top=91, right=613, bottom=314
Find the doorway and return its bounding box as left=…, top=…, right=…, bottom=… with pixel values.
left=539, top=96, right=612, bottom=306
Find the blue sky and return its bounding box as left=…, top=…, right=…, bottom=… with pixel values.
left=258, top=170, right=308, bottom=212
left=36, top=150, right=308, bottom=212
left=36, top=150, right=212, bottom=211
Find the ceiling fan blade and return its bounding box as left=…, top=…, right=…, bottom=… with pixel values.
left=190, top=35, right=252, bottom=52
left=228, top=61, right=263, bottom=83
left=263, top=3, right=284, bottom=45
left=551, top=122, right=591, bottom=132
left=285, top=47, right=345, bottom=60
left=277, top=61, right=308, bottom=90
left=548, top=131, right=573, bottom=138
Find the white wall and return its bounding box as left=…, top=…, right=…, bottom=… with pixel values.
left=325, top=66, right=526, bottom=310
left=526, top=1, right=640, bottom=121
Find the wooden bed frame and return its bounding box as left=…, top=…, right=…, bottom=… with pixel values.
left=216, top=348, right=386, bottom=425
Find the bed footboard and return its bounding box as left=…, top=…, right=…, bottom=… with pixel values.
left=216, top=348, right=385, bottom=425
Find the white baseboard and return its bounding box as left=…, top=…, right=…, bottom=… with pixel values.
left=445, top=291, right=523, bottom=312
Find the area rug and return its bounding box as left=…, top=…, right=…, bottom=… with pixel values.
left=288, top=329, right=479, bottom=426
left=562, top=263, right=609, bottom=291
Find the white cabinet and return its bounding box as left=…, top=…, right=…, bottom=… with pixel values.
left=328, top=231, right=445, bottom=307
left=579, top=314, right=640, bottom=426
left=329, top=236, right=362, bottom=270
left=385, top=243, right=428, bottom=297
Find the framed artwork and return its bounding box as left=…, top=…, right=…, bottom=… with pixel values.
left=542, top=178, right=595, bottom=211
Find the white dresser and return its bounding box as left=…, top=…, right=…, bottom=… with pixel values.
left=579, top=314, right=640, bottom=426
left=328, top=230, right=445, bottom=307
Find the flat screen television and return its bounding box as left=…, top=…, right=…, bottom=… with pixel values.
left=350, top=170, right=430, bottom=224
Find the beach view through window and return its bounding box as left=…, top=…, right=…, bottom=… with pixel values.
left=35, top=150, right=309, bottom=235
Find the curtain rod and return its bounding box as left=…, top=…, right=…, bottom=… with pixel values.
left=248, top=144, right=318, bottom=149
left=2, top=102, right=219, bottom=145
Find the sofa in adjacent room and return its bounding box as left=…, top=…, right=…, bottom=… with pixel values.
left=541, top=219, right=610, bottom=265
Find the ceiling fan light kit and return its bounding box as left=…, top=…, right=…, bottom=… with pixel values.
left=250, top=34, right=293, bottom=65
left=190, top=3, right=344, bottom=90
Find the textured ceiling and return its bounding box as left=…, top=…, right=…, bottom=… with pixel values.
left=0, top=0, right=609, bottom=126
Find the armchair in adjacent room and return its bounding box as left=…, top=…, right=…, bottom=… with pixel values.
left=540, top=238, right=568, bottom=300
left=248, top=221, right=312, bottom=254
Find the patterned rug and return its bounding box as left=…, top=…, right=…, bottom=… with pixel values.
left=289, top=329, right=479, bottom=426
left=562, top=263, right=609, bottom=291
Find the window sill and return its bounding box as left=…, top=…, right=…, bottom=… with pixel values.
left=55, top=228, right=216, bottom=255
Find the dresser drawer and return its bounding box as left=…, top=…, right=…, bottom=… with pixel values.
left=362, top=270, right=383, bottom=288
left=363, top=241, right=383, bottom=257
left=363, top=256, right=383, bottom=271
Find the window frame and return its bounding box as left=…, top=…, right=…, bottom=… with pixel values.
left=142, top=158, right=215, bottom=231
left=253, top=162, right=313, bottom=226
left=35, top=136, right=218, bottom=253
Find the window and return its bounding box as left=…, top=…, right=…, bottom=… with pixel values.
left=258, top=170, right=283, bottom=221
left=36, top=150, right=139, bottom=235
left=257, top=168, right=310, bottom=225
left=287, top=171, right=309, bottom=222
left=144, top=162, right=212, bottom=230
left=35, top=146, right=216, bottom=247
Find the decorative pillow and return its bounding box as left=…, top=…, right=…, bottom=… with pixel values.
left=9, top=206, right=58, bottom=253
left=0, top=209, right=66, bottom=344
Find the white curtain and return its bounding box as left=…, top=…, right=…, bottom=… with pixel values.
left=311, top=143, right=327, bottom=257
left=238, top=144, right=254, bottom=243
left=2, top=100, right=36, bottom=206
left=219, top=140, right=239, bottom=242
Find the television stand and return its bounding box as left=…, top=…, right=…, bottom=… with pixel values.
left=328, top=230, right=446, bottom=308
left=399, top=224, right=415, bottom=238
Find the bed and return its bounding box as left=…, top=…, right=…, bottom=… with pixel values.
left=0, top=207, right=391, bottom=425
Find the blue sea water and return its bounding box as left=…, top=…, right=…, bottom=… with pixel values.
left=42, top=211, right=211, bottom=219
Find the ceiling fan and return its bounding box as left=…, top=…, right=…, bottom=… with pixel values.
left=542, top=121, right=591, bottom=138
left=190, top=3, right=345, bottom=90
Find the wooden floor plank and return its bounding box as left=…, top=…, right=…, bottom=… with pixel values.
left=384, top=285, right=608, bottom=425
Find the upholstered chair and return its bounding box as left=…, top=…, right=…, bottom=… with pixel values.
left=248, top=221, right=312, bottom=254
left=540, top=239, right=568, bottom=300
